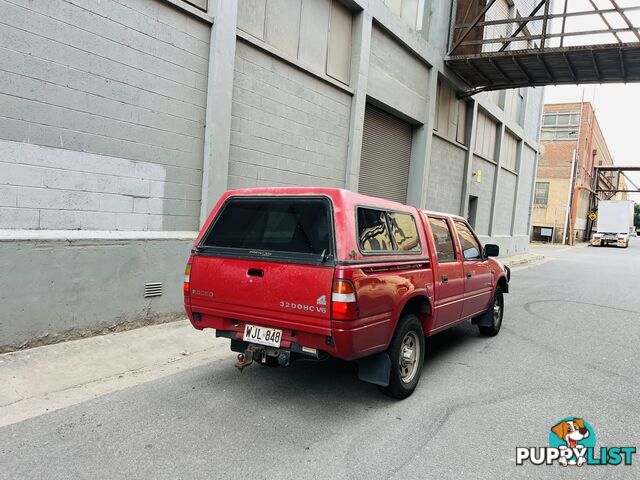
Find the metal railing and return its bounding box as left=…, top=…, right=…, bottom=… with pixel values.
left=449, top=0, right=640, bottom=57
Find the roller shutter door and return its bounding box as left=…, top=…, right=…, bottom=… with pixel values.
left=358, top=105, right=413, bottom=203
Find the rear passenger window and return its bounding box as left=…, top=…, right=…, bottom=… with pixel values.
left=358, top=208, right=393, bottom=252
left=428, top=217, right=457, bottom=262
left=388, top=212, right=421, bottom=252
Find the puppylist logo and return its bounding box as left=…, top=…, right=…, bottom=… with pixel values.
left=516, top=417, right=636, bottom=467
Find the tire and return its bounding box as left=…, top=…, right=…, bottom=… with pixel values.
left=479, top=286, right=504, bottom=337
left=378, top=314, right=425, bottom=399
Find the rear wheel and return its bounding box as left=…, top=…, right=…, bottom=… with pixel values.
left=378, top=314, right=425, bottom=399
left=479, top=286, right=504, bottom=337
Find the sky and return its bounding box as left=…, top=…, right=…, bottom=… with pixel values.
left=527, top=0, right=640, bottom=203
left=542, top=84, right=640, bottom=203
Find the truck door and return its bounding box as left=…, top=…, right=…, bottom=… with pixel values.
left=425, top=216, right=465, bottom=330
left=453, top=220, right=494, bottom=319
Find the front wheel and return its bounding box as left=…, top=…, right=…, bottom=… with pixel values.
left=478, top=286, right=504, bottom=337
left=378, top=314, right=425, bottom=399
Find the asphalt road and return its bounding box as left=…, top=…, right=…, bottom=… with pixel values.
left=2, top=241, right=640, bottom=479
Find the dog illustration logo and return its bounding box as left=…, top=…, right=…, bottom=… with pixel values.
left=517, top=418, right=635, bottom=466
left=549, top=418, right=594, bottom=466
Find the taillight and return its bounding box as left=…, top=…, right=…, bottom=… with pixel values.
left=331, top=279, right=358, bottom=320
left=183, top=256, right=193, bottom=297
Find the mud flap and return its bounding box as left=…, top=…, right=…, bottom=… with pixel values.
left=357, top=353, right=391, bottom=387
left=473, top=300, right=494, bottom=327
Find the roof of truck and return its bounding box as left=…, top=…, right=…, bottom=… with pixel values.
left=222, top=187, right=465, bottom=220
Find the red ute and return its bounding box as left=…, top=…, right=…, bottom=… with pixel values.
left=184, top=188, right=510, bottom=398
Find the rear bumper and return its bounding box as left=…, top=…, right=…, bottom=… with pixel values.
left=592, top=237, right=627, bottom=246
left=185, top=304, right=392, bottom=361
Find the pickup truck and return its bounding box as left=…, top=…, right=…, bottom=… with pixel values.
left=184, top=188, right=510, bottom=398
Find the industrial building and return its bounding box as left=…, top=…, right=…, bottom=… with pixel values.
left=0, top=0, right=544, bottom=350
left=531, top=102, right=627, bottom=244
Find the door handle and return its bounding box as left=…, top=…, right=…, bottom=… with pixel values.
left=466, top=272, right=472, bottom=279
left=441, top=274, right=448, bottom=283
left=247, top=268, right=264, bottom=277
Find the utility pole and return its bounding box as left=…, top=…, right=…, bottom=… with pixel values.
left=563, top=149, right=577, bottom=245
left=564, top=95, right=585, bottom=245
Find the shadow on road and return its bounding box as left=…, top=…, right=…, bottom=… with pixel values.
left=184, top=321, right=486, bottom=413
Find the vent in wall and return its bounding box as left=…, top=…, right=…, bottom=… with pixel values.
left=144, top=282, right=163, bottom=298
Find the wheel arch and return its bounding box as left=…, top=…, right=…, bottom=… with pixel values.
left=393, top=292, right=433, bottom=337
left=497, top=274, right=509, bottom=293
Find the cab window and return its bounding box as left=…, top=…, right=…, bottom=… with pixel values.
left=427, top=217, right=456, bottom=262
left=454, top=221, right=482, bottom=260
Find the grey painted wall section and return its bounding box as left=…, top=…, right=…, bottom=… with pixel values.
left=368, top=26, right=430, bottom=122
left=469, top=156, right=497, bottom=235
left=199, top=0, right=237, bottom=222
left=0, top=237, right=193, bottom=351
left=0, top=0, right=209, bottom=230
left=513, top=145, right=537, bottom=235
left=494, top=169, right=517, bottom=235
left=228, top=40, right=351, bottom=189
left=426, top=135, right=466, bottom=213
left=523, top=87, right=545, bottom=143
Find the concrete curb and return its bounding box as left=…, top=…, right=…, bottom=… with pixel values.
left=0, top=321, right=231, bottom=427
left=501, top=253, right=546, bottom=268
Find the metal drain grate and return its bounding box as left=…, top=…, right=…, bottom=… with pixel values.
left=144, top=282, right=163, bottom=298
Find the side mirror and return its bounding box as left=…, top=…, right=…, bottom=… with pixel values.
left=484, top=244, right=499, bottom=257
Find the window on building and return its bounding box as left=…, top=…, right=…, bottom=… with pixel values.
left=534, top=182, right=549, bottom=205
left=502, top=132, right=519, bottom=172
left=434, top=79, right=467, bottom=145
left=384, top=0, right=426, bottom=30
left=541, top=111, right=581, bottom=141
left=474, top=110, right=498, bottom=160
left=237, top=0, right=352, bottom=85
left=503, top=88, right=524, bottom=124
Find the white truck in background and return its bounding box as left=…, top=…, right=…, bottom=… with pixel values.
left=592, top=200, right=635, bottom=248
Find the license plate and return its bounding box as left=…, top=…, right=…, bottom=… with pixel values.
left=243, top=324, right=282, bottom=347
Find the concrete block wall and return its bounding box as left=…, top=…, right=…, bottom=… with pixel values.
left=469, top=156, right=497, bottom=235
left=426, top=136, right=467, bottom=214
left=0, top=0, right=210, bottom=231
left=368, top=26, right=430, bottom=122
left=0, top=140, right=201, bottom=230
left=228, top=40, right=351, bottom=189
left=494, top=170, right=517, bottom=234
left=513, top=145, right=537, bottom=235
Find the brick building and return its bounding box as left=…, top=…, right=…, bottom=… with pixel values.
left=531, top=102, right=626, bottom=243
left=0, top=0, right=543, bottom=349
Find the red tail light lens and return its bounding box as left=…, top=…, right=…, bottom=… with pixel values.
left=331, top=279, right=358, bottom=320
left=183, top=257, right=193, bottom=297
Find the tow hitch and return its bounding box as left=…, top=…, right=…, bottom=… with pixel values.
left=233, top=345, right=292, bottom=372
left=234, top=350, right=254, bottom=372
